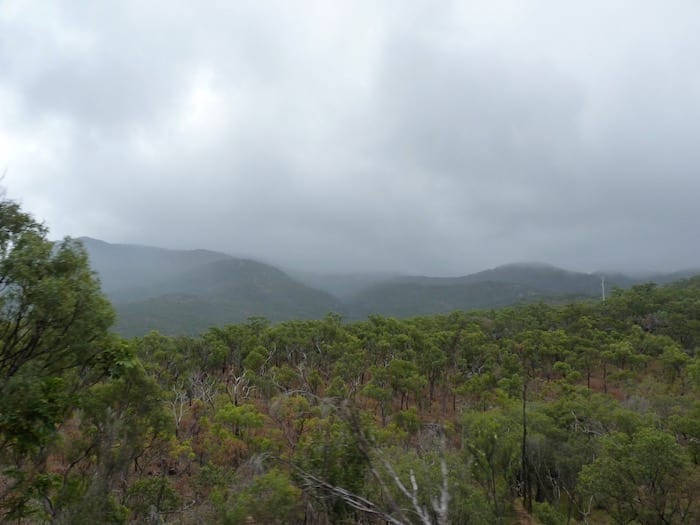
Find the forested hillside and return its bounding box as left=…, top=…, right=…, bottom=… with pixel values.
left=78, top=237, right=233, bottom=294
left=81, top=239, right=698, bottom=337
left=79, top=239, right=343, bottom=335
left=3, top=200, right=698, bottom=523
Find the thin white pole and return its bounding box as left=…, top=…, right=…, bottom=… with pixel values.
left=601, top=275, right=606, bottom=301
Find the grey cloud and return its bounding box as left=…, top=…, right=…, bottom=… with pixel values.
left=2, top=1, right=700, bottom=276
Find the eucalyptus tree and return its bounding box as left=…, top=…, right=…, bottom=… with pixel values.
left=0, top=196, right=120, bottom=520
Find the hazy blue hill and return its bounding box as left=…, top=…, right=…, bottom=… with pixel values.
left=291, top=263, right=615, bottom=299
left=453, top=262, right=621, bottom=294
left=408, top=262, right=638, bottom=292
left=345, top=280, right=546, bottom=318
left=344, top=263, right=642, bottom=318
left=288, top=270, right=401, bottom=299
left=79, top=238, right=699, bottom=336
left=647, top=268, right=700, bottom=285
left=109, top=257, right=322, bottom=304
left=119, top=258, right=344, bottom=313
left=79, top=237, right=231, bottom=295
left=80, top=239, right=343, bottom=336
left=115, top=281, right=342, bottom=336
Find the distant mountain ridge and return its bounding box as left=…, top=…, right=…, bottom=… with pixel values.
left=339, top=263, right=633, bottom=319
left=79, top=237, right=342, bottom=335
left=78, top=237, right=231, bottom=293
left=78, top=238, right=700, bottom=336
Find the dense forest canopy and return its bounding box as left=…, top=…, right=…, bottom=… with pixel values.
left=1, top=197, right=699, bottom=524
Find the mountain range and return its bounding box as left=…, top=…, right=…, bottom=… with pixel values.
left=79, top=237, right=700, bottom=337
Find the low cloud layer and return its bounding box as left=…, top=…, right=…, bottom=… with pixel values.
left=2, top=1, right=699, bottom=275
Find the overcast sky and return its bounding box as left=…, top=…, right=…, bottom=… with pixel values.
left=2, top=1, right=699, bottom=276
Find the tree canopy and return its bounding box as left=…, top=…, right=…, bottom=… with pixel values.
left=1, top=194, right=699, bottom=523
left=0, top=196, right=120, bottom=520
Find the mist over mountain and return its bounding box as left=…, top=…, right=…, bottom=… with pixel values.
left=79, top=237, right=231, bottom=293
left=80, top=238, right=342, bottom=335
left=79, top=238, right=700, bottom=337
left=287, top=270, right=402, bottom=300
